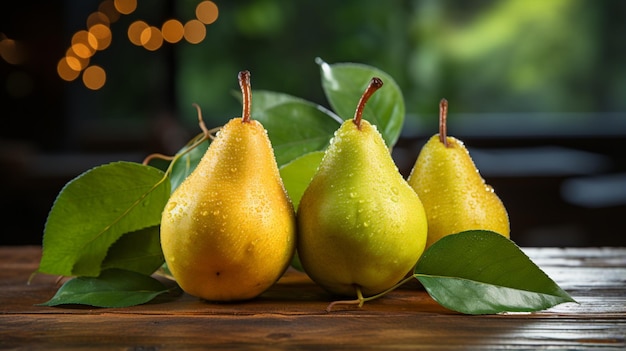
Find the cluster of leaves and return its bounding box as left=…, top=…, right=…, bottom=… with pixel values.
left=36, top=58, right=575, bottom=313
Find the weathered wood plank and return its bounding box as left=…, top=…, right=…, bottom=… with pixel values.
left=1, top=314, right=625, bottom=350
left=1, top=246, right=625, bottom=350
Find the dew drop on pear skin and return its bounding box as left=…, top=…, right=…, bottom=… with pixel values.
left=159, top=70, right=296, bottom=302
left=407, top=98, right=510, bottom=248
left=166, top=202, right=177, bottom=211
left=296, top=77, right=428, bottom=299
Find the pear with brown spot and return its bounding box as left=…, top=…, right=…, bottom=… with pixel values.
left=160, top=71, right=296, bottom=301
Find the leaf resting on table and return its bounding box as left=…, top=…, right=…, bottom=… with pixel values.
left=414, top=230, right=576, bottom=314
left=38, top=269, right=169, bottom=308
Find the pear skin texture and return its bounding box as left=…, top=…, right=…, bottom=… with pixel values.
left=407, top=134, right=510, bottom=249
left=297, top=120, right=428, bottom=297
left=160, top=118, right=296, bottom=301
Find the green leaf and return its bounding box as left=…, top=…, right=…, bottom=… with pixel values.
left=252, top=89, right=334, bottom=114
left=101, top=226, right=164, bottom=275
left=169, top=139, right=210, bottom=192
left=317, top=57, right=405, bottom=147
left=39, top=162, right=171, bottom=277
left=39, top=269, right=169, bottom=308
left=414, top=230, right=576, bottom=314
left=279, top=151, right=324, bottom=209
left=252, top=90, right=341, bottom=167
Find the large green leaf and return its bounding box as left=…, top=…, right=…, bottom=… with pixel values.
left=414, top=230, right=576, bottom=314
left=252, top=89, right=339, bottom=116
left=39, top=269, right=169, bottom=308
left=279, top=151, right=325, bottom=209
left=38, top=162, right=171, bottom=277
left=317, top=58, right=405, bottom=147
left=101, top=225, right=164, bottom=275
left=252, top=90, right=341, bottom=167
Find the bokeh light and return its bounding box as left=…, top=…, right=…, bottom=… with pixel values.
left=114, top=0, right=137, bottom=15
left=98, top=0, right=120, bottom=23
left=70, top=43, right=94, bottom=59
left=71, top=30, right=96, bottom=56
left=58, top=0, right=219, bottom=89
left=128, top=20, right=149, bottom=46
left=65, top=47, right=90, bottom=71
left=0, top=37, right=27, bottom=65
left=184, top=19, right=207, bottom=44
left=89, top=24, right=112, bottom=50
left=86, top=11, right=110, bottom=29
left=82, top=65, right=107, bottom=90
left=140, top=26, right=164, bottom=51
left=57, top=57, right=81, bottom=81
left=162, top=19, right=184, bottom=44
left=196, top=1, right=219, bottom=25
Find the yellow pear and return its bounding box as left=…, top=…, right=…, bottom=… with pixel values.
left=407, top=99, right=510, bottom=249
left=160, top=71, right=296, bottom=301
left=297, top=78, right=428, bottom=299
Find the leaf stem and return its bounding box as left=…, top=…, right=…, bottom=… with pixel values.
left=192, top=102, right=210, bottom=136
left=142, top=153, right=175, bottom=166
left=142, top=103, right=221, bottom=176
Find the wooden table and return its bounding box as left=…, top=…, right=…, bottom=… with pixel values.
left=1, top=246, right=625, bottom=350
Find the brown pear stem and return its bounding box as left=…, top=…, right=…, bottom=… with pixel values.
left=439, top=98, right=449, bottom=147
left=326, top=285, right=365, bottom=312
left=353, top=77, right=384, bottom=129
left=239, top=70, right=252, bottom=123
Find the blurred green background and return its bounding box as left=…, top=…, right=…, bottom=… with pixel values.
left=1, top=0, right=625, bottom=246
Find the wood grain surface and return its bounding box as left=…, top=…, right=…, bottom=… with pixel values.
left=1, top=246, right=625, bottom=350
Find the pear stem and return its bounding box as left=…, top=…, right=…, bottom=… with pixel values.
left=325, top=275, right=420, bottom=312
left=325, top=285, right=365, bottom=312
left=439, top=98, right=449, bottom=147
left=239, top=70, right=252, bottom=123
left=353, top=77, right=384, bottom=129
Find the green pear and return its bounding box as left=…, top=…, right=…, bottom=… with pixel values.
left=407, top=99, right=510, bottom=249
left=160, top=71, right=296, bottom=301
left=297, top=78, right=428, bottom=299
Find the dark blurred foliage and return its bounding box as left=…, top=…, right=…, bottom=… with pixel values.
left=1, top=0, right=625, bottom=245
